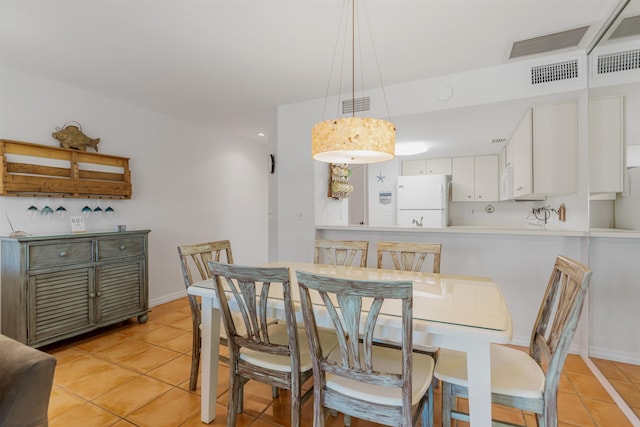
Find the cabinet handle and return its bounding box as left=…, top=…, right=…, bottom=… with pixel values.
left=119, top=245, right=126, bottom=250
left=59, top=251, right=67, bottom=257
left=517, top=186, right=523, bottom=191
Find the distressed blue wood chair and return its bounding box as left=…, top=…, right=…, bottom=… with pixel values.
left=434, top=255, right=592, bottom=427
left=314, top=239, right=369, bottom=267
left=209, top=261, right=337, bottom=427
left=177, top=240, right=234, bottom=391
left=296, top=270, right=435, bottom=427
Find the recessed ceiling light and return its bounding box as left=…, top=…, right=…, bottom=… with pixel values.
left=394, top=141, right=429, bottom=156
left=257, top=132, right=266, bottom=137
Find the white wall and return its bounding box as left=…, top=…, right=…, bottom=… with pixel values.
left=0, top=66, right=269, bottom=305
left=589, top=236, right=640, bottom=363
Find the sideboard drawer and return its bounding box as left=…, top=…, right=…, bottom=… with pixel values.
left=28, top=242, right=93, bottom=269
left=97, top=236, right=145, bottom=260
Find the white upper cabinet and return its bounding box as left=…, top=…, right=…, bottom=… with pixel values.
left=452, top=157, right=475, bottom=201
left=589, top=96, right=624, bottom=195
left=402, top=159, right=426, bottom=175
left=452, top=155, right=499, bottom=202
left=402, top=158, right=452, bottom=176
left=475, top=155, right=499, bottom=201
left=511, top=102, right=578, bottom=199
left=426, top=158, right=452, bottom=175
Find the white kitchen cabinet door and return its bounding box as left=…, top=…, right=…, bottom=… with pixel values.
left=426, top=158, right=452, bottom=175
left=511, top=109, right=533, bottom=198
left=452, top=156, right=499, bottom=202
left=402, top=160, right=426, bottom=175
left=452, top=157, right=475, bottom=201
left=532, top=101, right=578, bottom=196
left=589, top=96, right=624, bottom=194
left=474, top=155, right=499, bottom=201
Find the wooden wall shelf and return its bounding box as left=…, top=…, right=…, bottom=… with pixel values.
left=0, top=139, right=132, bottom=199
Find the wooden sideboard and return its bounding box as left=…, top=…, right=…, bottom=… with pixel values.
left=0, top=230, right=150, bottom=347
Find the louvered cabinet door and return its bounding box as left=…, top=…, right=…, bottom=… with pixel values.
left=95, top=233, right=149, bottom=325
left=96, top=260, right=146, bottom=324
left=28, top=267, right=95, bottom=344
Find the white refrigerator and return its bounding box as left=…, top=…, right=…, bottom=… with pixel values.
left=397, top=175, right=450, bottom=227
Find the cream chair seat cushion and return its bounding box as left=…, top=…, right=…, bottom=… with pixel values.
left=325, top=344, right=434, bottom=407
left=240, top=324, right=338, bottom=372
left=434, top=345, right=545, bottom=399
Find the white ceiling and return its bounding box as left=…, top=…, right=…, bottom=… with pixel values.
left=0, top=0, right=622, bottom=149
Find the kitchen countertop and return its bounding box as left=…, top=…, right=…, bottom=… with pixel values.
left=317, top=225, right=640, bottom=239
left=589, top=228, right=640, bottom=239
left=316, top=224, right=589, bottom=237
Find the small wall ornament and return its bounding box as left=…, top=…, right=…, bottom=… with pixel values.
left=328, top=163, right=354, bottom=199
left=52, top=121, right=100, bottom=151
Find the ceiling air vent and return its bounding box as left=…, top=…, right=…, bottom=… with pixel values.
left=510, top=26, right=589, bottom=59
left=597, top=49, right=640, bottom=75
left=342, top=96, right=370, bottom=114
left=610, top=15, right=640, bottom=40
left=531, top=60, right=579, bottom=85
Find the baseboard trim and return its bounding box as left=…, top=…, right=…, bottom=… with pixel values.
left=150, top=289, right=187, bottom=308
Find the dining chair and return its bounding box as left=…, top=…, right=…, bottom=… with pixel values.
left=376, top=241, right=442, bottom=358
left=314, top=239, right=369, bottom=267
left=295, top=270, right=435, bottom=427
left=209, top=261, right=338, bottom=427
left=377, top=241, right=442, bottom=273
left=177, top=240, right=234, bottom=391
left=434, top=255, right=592, bottom=427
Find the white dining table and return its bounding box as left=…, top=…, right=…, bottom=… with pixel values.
left=187, top=261, right=513, bottom=427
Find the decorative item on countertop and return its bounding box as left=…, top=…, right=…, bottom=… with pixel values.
left=52, top=121, right=100, bottom=151
left=70, top=216, right=86, bottom=234
left=328, top=163, right=354, bottom=199
left=5, top=213, right=29, bottom=237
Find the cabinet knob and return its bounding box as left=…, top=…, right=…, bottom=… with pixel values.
left=517, top=186, right=523, bottom=191
left=467, top=195, right=472, bottom=199
left=89, top=293, right=95, bottom=298
left=59, top=251, right=67, bottom=257
left=119, top=245, right=126, bottom=250
left=478, top=195, right=482, bottom=199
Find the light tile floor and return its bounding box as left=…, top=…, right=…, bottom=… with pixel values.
left=41, top=297, right=634, bottom=427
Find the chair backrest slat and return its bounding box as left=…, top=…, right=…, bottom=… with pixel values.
left=314, top=239, right=369, bottom=267
left=377, top=241, right=441, bottom=273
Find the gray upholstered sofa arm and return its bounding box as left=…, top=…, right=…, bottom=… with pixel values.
left=0, top=334, right=57, bottom=427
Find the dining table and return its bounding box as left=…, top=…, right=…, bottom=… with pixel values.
left=187, top=261, right=513, bottom=427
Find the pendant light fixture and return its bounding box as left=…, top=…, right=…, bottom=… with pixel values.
left=311, top=0, right=396, bottom=164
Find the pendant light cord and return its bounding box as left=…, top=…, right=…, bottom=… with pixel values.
left=318, top=0, right=393, bottom=122
left=351, top=0, right=355, bottom=118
